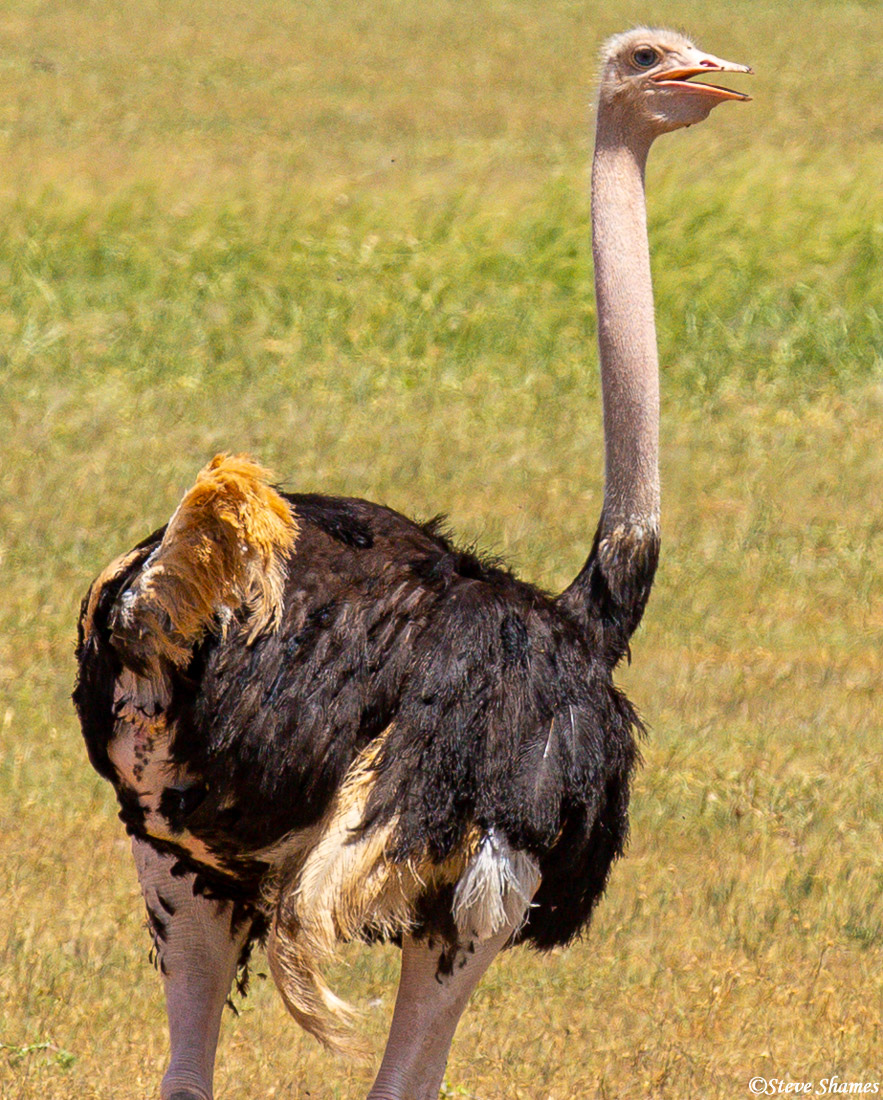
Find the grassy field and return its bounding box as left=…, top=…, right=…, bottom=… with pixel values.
left=1, top=0, right=881, bottom=1097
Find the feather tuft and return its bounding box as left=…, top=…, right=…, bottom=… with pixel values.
left=108, top=453, right=298, bottom=674
left=452, top=829, right=539, bottom=942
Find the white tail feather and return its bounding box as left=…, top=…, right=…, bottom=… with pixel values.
left=453, top=829, right=540, bottom=942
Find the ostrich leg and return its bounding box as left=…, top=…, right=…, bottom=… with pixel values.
left=132, top=839, right=250, bottom=1100
left=366, top=923, right=517, bottom=1100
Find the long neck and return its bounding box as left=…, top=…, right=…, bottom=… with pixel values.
left=559, top=103, right=660, bottom=658
left=592, top=111, right=659, bottom=532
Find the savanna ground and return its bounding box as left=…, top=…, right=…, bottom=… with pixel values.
left=1, top=0, right=881, bottom=1097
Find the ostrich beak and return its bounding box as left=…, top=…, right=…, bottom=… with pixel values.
left=653, top=51, right=753, bottom=102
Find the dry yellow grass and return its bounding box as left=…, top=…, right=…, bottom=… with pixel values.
left=1, top=0, right=881, bottom=1097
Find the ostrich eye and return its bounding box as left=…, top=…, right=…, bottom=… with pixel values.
left=633, top=47, right=659, bottom=68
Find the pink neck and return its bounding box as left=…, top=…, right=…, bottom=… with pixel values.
left=592, top=110, right=660, bottom=535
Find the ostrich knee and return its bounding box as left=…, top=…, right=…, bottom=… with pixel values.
left=366, top=924, right=516, bottom=1100
left=132, top=839, right=250, bottom=1100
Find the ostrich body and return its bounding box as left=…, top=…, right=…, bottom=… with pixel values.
left=74, top=29, right=749, bottom=1100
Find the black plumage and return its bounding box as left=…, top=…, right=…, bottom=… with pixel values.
left=74, top=480, right=657, bottom=953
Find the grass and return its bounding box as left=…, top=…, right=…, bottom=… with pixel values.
left=1, top=0, right=881, bottom=1097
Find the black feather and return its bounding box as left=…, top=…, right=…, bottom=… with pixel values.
left=73, top=492, right=652, bottom=951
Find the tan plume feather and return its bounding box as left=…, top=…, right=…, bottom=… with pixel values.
left=110, top=454, right=297, bottom=672
left=266, top=733, right=481, bottom=1054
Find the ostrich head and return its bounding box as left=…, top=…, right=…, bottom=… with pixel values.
left=599, top=28, right=751, bottom=136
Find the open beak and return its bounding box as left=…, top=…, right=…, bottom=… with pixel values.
left=652, top=52, right=753, bottom=102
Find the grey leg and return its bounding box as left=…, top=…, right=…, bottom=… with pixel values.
left=366, top=924, right=516, bottom=1100
left=132, top=839, right=250, bottom=1100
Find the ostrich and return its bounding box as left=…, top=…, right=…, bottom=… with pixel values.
left=74, top=28, right=749, bottom=1100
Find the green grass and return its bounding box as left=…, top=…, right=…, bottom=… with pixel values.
left=1, top=0, right=882, bottom=1097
